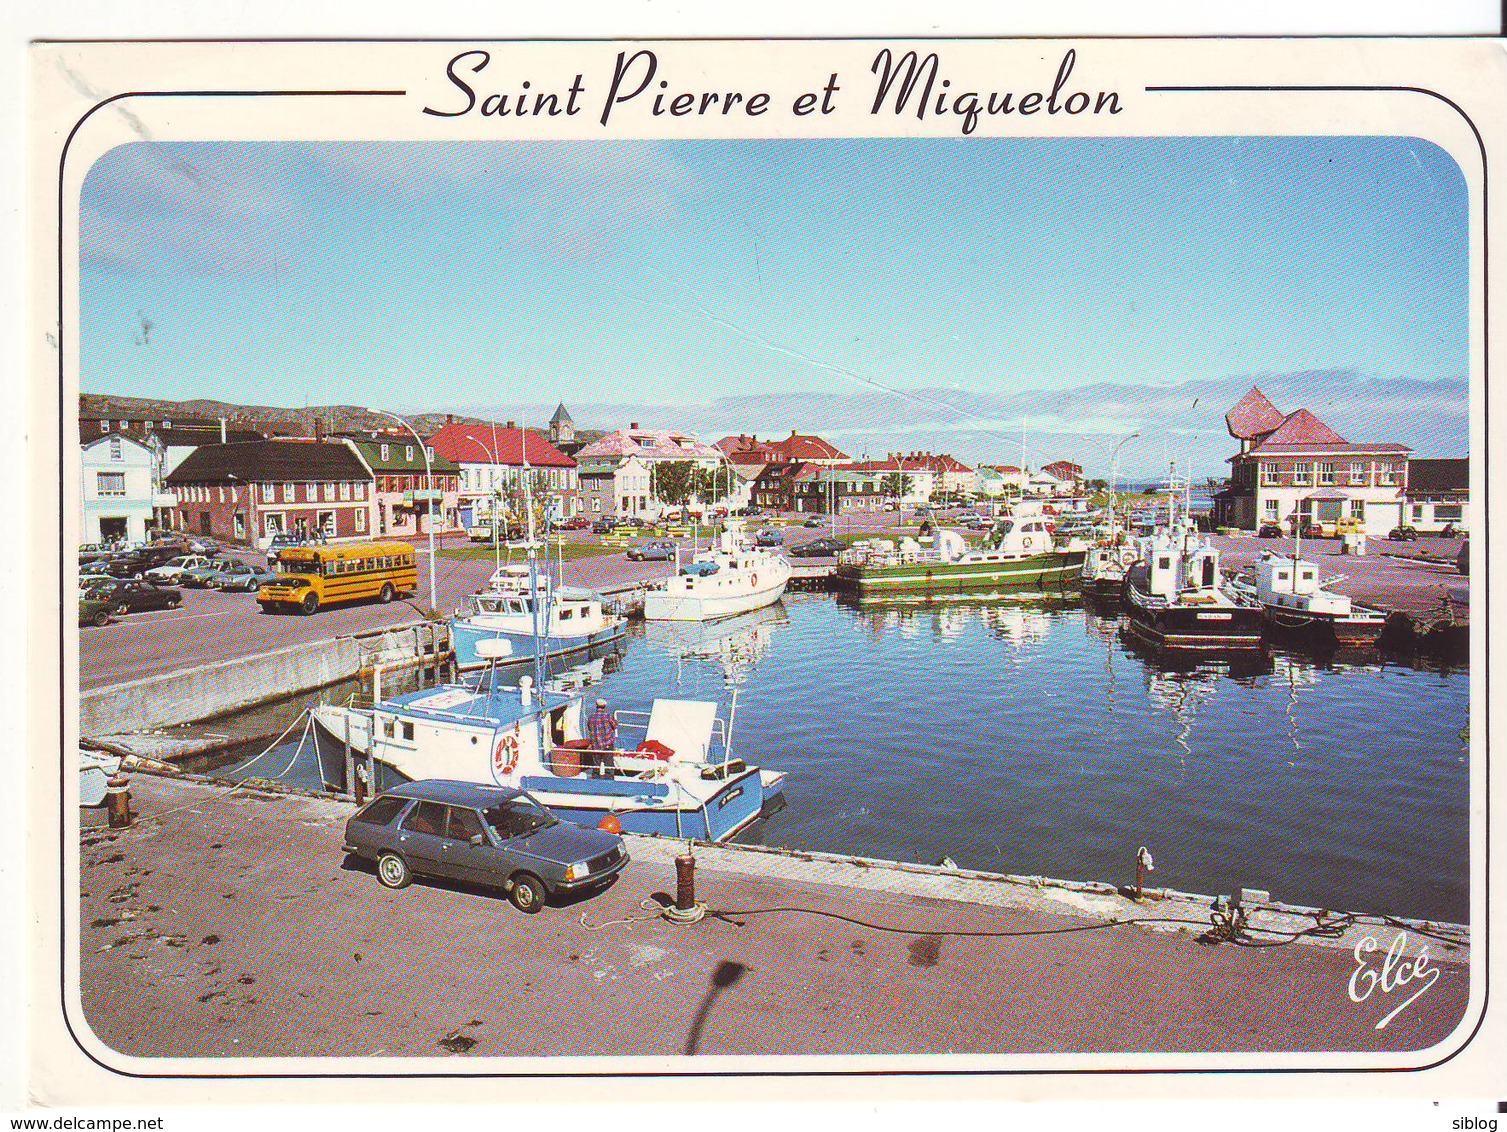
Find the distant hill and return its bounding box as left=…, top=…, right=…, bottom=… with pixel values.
left=79, top=393, right=489, bottom=438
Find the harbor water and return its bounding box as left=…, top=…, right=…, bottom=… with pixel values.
left=196, top=593, right=1470, bottom=925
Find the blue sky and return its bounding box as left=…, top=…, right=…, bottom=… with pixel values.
left=78, top=136, right=1469, bottom=473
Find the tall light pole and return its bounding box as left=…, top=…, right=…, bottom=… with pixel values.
left=461, top=434, right=502, bottom=572
left=1108, top=432, right=1140, bottom=528
left=367, top=408, right=437, bottom=615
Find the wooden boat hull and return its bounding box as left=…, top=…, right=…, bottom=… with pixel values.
left=836, top=550, right=1084, bottom=600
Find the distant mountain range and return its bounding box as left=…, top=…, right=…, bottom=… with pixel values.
left=83, top=367, right=1468, bottom=478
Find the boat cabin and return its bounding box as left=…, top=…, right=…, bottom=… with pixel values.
left=1141, top=532, right=1224, bottom=601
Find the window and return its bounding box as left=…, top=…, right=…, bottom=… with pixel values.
left=306, top=483, right=317, bottom=502
left=400, top=801, right=446, bottom=836
left=96, top=472, right=125, bottom=496
left=356, top=482, right=365, bottom=500
left=1436, top=504, right=1463, bottom=521
left=118, top=420, right=128, bottom=429
left=355, top=508, right=367, bottom=532
left=262, top=483, right=276, bottom=502
left=1412, top=504, right=1424, bottom=521
left=264, top=513, right=284, bottom=536
left=99, top=420, right=110, bottom=433
left=217, top=486, right=225, bottom=503
left=446, top=807, right=484, bottom=843
left=318, top=511, right=335, bottom=536
left=1263, top=499, right=1279, bottom=517
left=400, top=721, right=414, bottom=742
left=162, top=420, right=172, bottom=430
left=340, top=482, right=351, bottom=501
left=144, top=419, right=154, bottom=431
left=351, top=796, right=407, bottom=827
left=1293, top=462, right=1312, bottom=486
left=108, top=437, right=122, bottom=461
left=1349, top=461, right=1366, bottom=485
left=323, top=483, right=335, bottom=502
left=1350, top=500, right=1365, bottom=518
left=1318, top=462, right=1336, bottom=485
left=233, top=513, right=246, bottom=539
left=592, top=498, right=601, bottom=513
left=380, top=444, right=390, bottom=461
left=1379, top=463, right=1397, bottom=485
left=405, top=445, right=414, bottom=461
left=427, top=446, right=435, bottom=462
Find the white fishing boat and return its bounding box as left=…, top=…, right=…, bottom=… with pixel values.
left=1234, top=552, right=1387, bottom=644
left=643, top=519, right=791, bottom=622
left=312, top=662, right=785, bottom=841
left=450, top=566, right=626, bottom=672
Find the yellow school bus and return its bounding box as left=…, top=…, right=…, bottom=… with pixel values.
left=258, top=541, right=418, bottom=615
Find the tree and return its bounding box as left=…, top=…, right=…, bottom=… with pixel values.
left=651, top=461, right=698, bottom=509
left=879, top=472, right=913, bottom=503
left=691, top=464, right=734, bottom=507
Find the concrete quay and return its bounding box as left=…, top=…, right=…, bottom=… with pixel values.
left=76, top=774, right=1471, bottom=1060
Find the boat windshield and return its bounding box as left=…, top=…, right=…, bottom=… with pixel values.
left=482, top=795, right=559, bottom=840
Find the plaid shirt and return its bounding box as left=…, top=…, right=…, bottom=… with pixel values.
left=586, top=708, right=619, bottom=750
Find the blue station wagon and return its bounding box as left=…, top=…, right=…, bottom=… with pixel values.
left=342, top=779, right=628, bottom=912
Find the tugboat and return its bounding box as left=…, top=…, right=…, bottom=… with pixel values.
left=1080, top=509, right=1139, bottom=600
left=643, top=519, right=791, bottom=622
left=312, top=661, right=785, bottom=841
left=1123, top=470, right=1263, bottom=651
left=836, top=514, right=1084, bottom=601
left=1236, top=551, right=1387, bottom=645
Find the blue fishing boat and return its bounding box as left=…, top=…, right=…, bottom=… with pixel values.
left=450, top=565, right=627, bottom=672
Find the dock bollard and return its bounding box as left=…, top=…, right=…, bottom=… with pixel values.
left=665, top=850, right=706, bottom=924
left=105, top=774, right=133, bottom=829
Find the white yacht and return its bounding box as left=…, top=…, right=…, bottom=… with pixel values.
left=1238, top=552, right=1387, bottom=644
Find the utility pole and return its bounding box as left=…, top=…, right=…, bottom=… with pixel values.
left=368, top=408, right=436, bottom=615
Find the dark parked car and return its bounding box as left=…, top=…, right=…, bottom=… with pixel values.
left=626, top=540, right=677, bottom=562
left=78, top=593, right=114, bottom=627
left=1257, top=522, right=1284, bottom=538
left=802, top=516, right=825, bottom=528
left=85, top=578, right=183, bottom=614
left=342, top=780, right=628, bottom=913
left=1387, top=525, right=1420, bottom=541
left=208, top=561, right=283, bottom=592
left=755, top=528, right=784, bottom=547
left=789, top=537, right=846, bottom=558
left=591, top=518, right=618, bottom=534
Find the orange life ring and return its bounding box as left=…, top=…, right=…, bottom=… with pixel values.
left=751, top=572, right=759, bottom=587
left=492, top=732, right=520, bottom=778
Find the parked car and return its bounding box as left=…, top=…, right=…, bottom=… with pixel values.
left=801, top=516, right=825, bottom=528
left=591, top=518, right=619, bottom=534
left=755, top=528, right=784, bottom=547
left=265, top=532, right=307, bottom=566
left=144, top=554, right=218, bottom=585
left=78, top=593, right=114, bottom=627
left=1257, top=521, right=1284, bottom=538
left=186, top=537, right=222, bottom=556
left=560, top=515, right=592, bottom=531
left=100, top=556, right=151, bottom=580
left=1457, top=538, right=1469, bottom=576
left=1387, top=525, right=1420, bottom=541
left=341, top=780, right=628, bottom=912
left=626, top=540, right=677, bottom=562
left=789, top=537, right=846, bottom=558
left=618, top=516, right=647, bottom=529
left=178, top=560, right=230, bottom=588
left=209, top=561, right=283, bottom=592
left=85, top=578, right=183, bottom=614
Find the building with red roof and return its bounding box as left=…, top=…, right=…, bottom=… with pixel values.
left=1214, top=387, right=1409, bottom=536
left=428, top=420, right=579, bottom=524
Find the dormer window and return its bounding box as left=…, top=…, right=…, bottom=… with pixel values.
left=405, top=445, right=414, bottom=461
left=380, top=444, right=390, bottom=461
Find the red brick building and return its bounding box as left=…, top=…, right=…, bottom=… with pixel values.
left=166, top=440, right=375, bottom=545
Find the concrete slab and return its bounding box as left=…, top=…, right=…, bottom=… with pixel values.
left=76, top=775, right=1472, bottom=1060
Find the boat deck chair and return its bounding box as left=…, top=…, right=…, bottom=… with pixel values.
left=644, top=698, right=720, bottom=764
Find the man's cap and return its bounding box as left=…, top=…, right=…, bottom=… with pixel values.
left=596, top=698, right=607, bottom=706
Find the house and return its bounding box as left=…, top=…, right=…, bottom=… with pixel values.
left=343, top=435, right=462, bottom=536
left=577, top=455, right=654, bottom=519
left=788, top=463, right=892, bottom=513
left=165, top=439, right=376, bottom=544
left=716, top=430, right=849, bottom=467
left=1404, top=458, right=1469, bottom=532
left=80, top=434, right=161, bottom=544
left=575, top=424, right=726, bottom=520
left=428, top=420, right=579, bottom=527
left=1039, top=460, right=1084, bottom=491
left=1213, top=387, right=1410, bottom=537
left=976, top=465, right=1027, bottom=497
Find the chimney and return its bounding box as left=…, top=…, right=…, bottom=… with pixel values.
left=218, top=417, right=227, bottom=444
left=505, top=420, right=516, bottom=430
left=630, top=422, right=640, bottom=430
left=315, top=417, right=326, bottom=441
left=446, top=413, right=455, bottom=424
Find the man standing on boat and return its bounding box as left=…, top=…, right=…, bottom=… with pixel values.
left=584, top=698, right=619, bottom=776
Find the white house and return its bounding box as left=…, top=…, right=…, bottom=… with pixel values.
left=81, top=434, right=159, bottom=544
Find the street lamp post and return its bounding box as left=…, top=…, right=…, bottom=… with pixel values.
left=1108, top=432, right=1140, bottom=529
left=368, top=408, right=437, bottom=615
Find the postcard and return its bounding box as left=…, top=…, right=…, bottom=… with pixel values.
left=24, top=35, right=1505, bottom=1106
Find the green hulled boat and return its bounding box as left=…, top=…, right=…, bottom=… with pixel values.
left=835, top=520, right=1086, bottom=601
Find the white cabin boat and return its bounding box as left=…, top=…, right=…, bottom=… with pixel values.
left=643, top=519, right=791, bottom=622
left=312, top=672, right=785, bottom=841
left=1240, top=552, right=1387, bottom=644
left=1124, top=524, right=1264, bottom=650
left=450, top=566, right=626, bottom=672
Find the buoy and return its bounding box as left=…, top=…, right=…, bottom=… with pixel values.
left=597, top=814, right=623, bottom=834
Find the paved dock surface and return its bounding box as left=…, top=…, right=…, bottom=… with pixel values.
left=76, top=776, right=1471, bottom=1059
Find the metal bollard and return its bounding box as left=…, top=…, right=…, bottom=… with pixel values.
left=105, top=774, right=132, bottom=829
left=665, top=850, right=706, bottom=923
